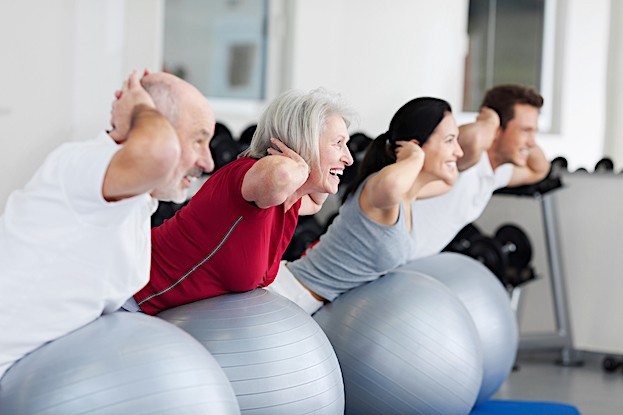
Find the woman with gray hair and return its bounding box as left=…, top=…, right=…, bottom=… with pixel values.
left=127, top=88, right=354, bottom=315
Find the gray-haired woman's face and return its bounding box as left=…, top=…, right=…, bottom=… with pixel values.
left=307, top=114, right=354, bottom=194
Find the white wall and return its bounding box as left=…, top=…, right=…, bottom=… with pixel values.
left=0, top=0, right=163, bottom=208
left=0, top=0, right=75, bottom=208
left=604, top=0, right=623, bottom=165
left=537, top=0, right=611, bottom=171
left=71, top=0, right=164, bottom=140
left=288, top=0, right=469, bottom=135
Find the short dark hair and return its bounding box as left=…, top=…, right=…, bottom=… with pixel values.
left=481, top=84, right=544, bottom=129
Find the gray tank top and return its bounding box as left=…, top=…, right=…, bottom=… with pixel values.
left=288, top=176, right=418, bottom=301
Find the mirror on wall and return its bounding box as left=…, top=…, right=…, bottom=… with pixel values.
left=463, top=0, right=546, bottom=111
left=163, top=0, right=269, bottom=100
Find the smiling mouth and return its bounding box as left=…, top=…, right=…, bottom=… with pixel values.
left=329, top=168, right=343, bottom=178
left=182, top=174, right=199, bottom=188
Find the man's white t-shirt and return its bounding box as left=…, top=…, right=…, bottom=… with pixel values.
left=0, top=131, right=157, bottom=379
left=411, top=152, right=514, bottom=259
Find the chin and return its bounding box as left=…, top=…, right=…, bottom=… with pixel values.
left=154, top=188, right=187, bottom=204
left=442, top=175, right=458, bottom=186
left=323, top=182, right=339, bottom=195
left=171, top=190, right=189, bottom=204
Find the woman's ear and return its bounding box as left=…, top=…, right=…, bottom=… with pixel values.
left=410, top=139, right=421, bottom=145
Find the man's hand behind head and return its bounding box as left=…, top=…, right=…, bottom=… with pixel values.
left=109, top=70, right=156, bottom=143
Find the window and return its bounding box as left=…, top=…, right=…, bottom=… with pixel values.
left=163, top=0, right=269, bottom=100
left=463, top=0, right=556, bottom=129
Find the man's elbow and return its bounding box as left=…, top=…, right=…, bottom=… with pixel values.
left=537, top=164, right=551, bottom=181
left=531, top=158, right=551, bottom=182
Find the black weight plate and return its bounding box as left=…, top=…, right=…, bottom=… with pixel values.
left=594, top=157, right=614, bottom=172
left=282, top=216, right=323, bottom=261
left=210, top=122, right=240, bottom=171
left=458, top=223, right=482, bottom=241
left=495, top=224, right=532, bottom=269
left=466, top=236, right=508, bottom=279
left=348, top=132, right=373, bottom=156
left=550, top=156, right=568, bottom=172
left=444, top=223, right=483, bottom=253
left=602, top=356, right=622, bottom=373
left=238, top=124, right=257, bottom=152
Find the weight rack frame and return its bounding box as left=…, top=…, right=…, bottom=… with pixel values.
left=514, top=191, right=583, bottom=366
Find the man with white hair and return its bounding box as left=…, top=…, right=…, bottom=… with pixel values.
left=0, top=70, right=216, bottom=379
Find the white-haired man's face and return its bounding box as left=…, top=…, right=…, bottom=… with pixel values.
left=152, top=90, right=215, bottom=203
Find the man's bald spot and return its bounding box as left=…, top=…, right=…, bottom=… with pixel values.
left=140, top=73, right=184, bottom=127
left=141, top=73, right=213, bottom=130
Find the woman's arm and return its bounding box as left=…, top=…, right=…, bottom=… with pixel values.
left=362, top=140, right=424, bottom=211
left=241, top=138, right=310, bottom=209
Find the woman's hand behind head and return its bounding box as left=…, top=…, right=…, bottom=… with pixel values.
left=395, top=140, right=425, bottom=165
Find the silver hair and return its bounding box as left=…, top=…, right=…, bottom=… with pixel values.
left=240, top=88, right=353, bottom=166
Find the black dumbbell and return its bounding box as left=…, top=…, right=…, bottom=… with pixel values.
left=341, top=132, right=372, bottom=187
left=550, top=156, right=568, bottom=175
left=463, top=224, right=533, bottom=284
left=443, top=223, right=483, bottom=254
left=238, top=124, right=257, bottom=153
left=594, top=157, right=614, bottom=173
left=494, top=224, right=533, bottom=270
left=210, top=122, right=241, bottom=172
left=466, top=235, right=508, bottom=279
left=602, top=356, right=623, bottom=373
left=283, top=216, right=323, bottom=261
left=348, top=132, right=372, bottom=157
left=151, top=200, right=186, bottom=228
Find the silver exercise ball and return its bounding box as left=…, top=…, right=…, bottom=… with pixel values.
left=0, top=312, right=240, bottom=415
left=400, top=252, right=519, bottom=404
left=313, top=271, right=483, bottom=415
left=158, top=289, right=344, bottom=414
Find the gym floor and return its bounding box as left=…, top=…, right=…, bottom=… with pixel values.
left=492, top=350, right=623, bottom=414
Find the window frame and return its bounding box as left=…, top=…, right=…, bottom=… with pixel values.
left=459, top=0, right=558, bottom=133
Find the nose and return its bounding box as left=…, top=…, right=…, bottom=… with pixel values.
left=455, top=141, right=464, bottom=158
left=527, top=133, right=537, bottom=148
left=343, top=147, right=354, bottom=166
left=198, top=144, right=215, bottom=174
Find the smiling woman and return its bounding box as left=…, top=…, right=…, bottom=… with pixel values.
left=122, top=87, right=354, bottom=315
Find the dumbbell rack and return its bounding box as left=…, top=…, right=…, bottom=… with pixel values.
left=514, top=191, right=583, bottom=366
